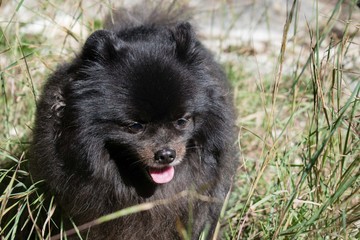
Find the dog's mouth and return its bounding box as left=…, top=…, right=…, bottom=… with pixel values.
left=147, top=166, right=175, bottom=184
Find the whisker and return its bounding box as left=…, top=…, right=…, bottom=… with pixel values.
left=186, top=145, right=202, bottom=150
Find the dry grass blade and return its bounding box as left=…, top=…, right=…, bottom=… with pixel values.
left=50, top=190, right=221, bottom=239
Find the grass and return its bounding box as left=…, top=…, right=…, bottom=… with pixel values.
left=1, top=0, right=359, bottom=239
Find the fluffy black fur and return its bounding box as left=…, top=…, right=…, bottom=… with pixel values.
left=30, top=3, right=237, bottom=240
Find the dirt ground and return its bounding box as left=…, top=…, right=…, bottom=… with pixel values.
left=1, top=0, right=359, bottom=84
left=191, top=0, right=360, bottom=78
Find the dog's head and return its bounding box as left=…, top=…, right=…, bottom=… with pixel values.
left=55, top=23, right=232, bottom=186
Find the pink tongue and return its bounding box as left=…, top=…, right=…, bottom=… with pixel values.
left=149, top=166, right=174, bottom=184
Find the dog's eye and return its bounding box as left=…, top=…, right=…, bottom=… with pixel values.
left=174, top=118, right=190, bottom=130
left=128, top=122, right=145, bottom=133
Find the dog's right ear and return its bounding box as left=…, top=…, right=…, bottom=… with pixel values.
left=81, top=30, right=126, bottom=62
left=172, top=22, right=197, bottom=60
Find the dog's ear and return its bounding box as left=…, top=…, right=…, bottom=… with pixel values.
left=172, top=22, right=197, bottom=60
left=81, top=30, right=126, bottom=62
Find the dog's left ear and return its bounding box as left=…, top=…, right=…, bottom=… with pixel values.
left=172, top=22, right=197, bottom=60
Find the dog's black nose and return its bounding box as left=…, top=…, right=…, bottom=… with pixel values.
left=154, top=148, right=176, bottom=164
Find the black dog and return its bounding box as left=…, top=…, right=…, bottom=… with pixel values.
left=30, top=3, right=237, bottom=239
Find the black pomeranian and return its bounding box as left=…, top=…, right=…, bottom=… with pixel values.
left=30, top=2, right=237, bottom=239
